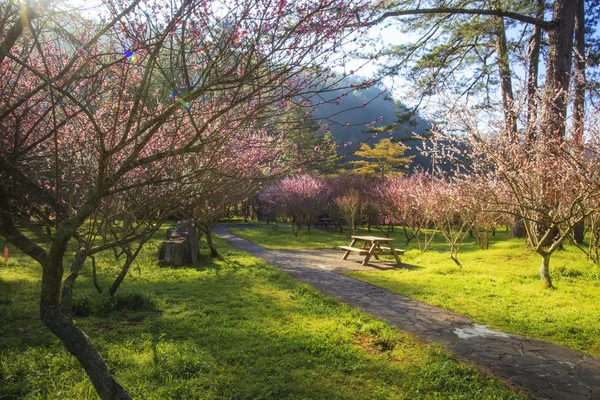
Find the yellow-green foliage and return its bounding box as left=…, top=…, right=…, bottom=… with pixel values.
left=352, top=138, right=413, bottom=177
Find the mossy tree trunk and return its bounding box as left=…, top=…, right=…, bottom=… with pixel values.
left=538, top=252, right=553, bottom=289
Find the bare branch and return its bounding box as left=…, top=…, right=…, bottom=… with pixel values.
left=368, top=8, right=555, bottom=30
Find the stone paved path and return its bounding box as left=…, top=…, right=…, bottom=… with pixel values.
left=215, top=225, right=600, bottom=400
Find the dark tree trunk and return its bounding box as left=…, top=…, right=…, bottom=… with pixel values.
left=206, top=229, right=219, bottom=258
left=91, top=256, right=103, bottom=294
left=511, top=216, right=526, bottom=238
left=60, top=236, right=88, bottom=316
left=40, top=304, right=131, bottom=399
left=573, top=221, right=585, bottom=245
left=573, top=0, right=585, bottom=145
left=495, top=15, right=517, bottom=138
left=539, top=0, right=577, bottom=140
left=42, top=243, right=131, bottom=400
left=108, top=252, right=134, bottom=297
left=403, top=226, right=416, bottom=246
left=526, top=0, right=544, bottom=142
left=572, top=0, right=586, bottom=244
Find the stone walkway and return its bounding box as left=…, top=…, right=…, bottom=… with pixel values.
left=214, top=225, right=600, bottom=400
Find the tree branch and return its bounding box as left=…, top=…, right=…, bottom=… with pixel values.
left=0, top=207, right=48, bottom=265
left=0, top=5, right=36, bottom=65
left=369, top=8, right=555, bottom=31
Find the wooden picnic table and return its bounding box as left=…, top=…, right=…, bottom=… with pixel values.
left=316, top=217, right=335, bottom=228
left=339, top=235, right=404, bottom=266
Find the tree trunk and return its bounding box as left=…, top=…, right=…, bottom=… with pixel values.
left=573, top=0, right=585, bottom=145
left=539, top=0, right=577, bottom=140
left=41, top=252, right=130, bottom=399
left=526, top=0, right=544, bottom=142
left=572, top=0, right=586, bottom=244
left=108, top=252, right=134, bottom=297
left=511, top=216, right=526, bottom=238
left=60, top=236, right=88, bottom=316
left=539, top=252, right=554, bottom=289
left=450, top=250, right=462, bottom=267
left=91, top=256, right=103, bottom=294
left=573, top=221, right=585, bottom=245
left=403, top=226, right=415, bottom=246
left=494, top=14, right=517, bottom=139
left=206, top=229, right=219, bottom=257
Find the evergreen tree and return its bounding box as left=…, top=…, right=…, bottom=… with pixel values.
left=280, top=104, right=345, bottom=174
left=352, top=138, right=413, bottom=177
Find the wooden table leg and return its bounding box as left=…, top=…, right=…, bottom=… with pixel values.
left=390, top=243, right=402, bottom=265
left=362, top=242, right=377, bottom=266
left=373, top=244, right=381, bottom=260
left=342, top=238, right=358, bottom=260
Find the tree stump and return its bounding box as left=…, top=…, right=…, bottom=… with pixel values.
left=158, top=220, right=199, bottom=267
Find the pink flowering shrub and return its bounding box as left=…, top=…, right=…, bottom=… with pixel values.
left=260, top=175, right=331, bottom=236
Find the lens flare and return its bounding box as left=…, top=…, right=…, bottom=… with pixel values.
left=124, top=50, right=137, bottom=62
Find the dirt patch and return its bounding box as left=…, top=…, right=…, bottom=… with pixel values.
left=355, top=335, right=400, bottom=362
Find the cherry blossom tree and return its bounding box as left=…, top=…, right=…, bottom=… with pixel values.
left=461, top=178, right=510, bottom=250
left=427, top=180, right=476, bottom=267
left=428, top=102, right=600, bottom=288
left=188, top=137, right=276, bottom=257
left=333, top=188, right=367, bottom=235
left=62, top=180, right=187, bottom=311
left=260, top=175, right=331, bottom=236
left=375, top=173, right=438, bottom=248
left=328, top=174, right=382, bottom=233
left=0, top=0, right=377, bottom=397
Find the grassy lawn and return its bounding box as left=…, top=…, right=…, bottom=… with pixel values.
left=0, top=227, right=523, bottom=399
left=229, top=225, right=352, bottom=250
left=230, top=225, right=600, bottom=357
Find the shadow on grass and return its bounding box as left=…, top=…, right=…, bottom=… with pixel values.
left=0, top=289, right=52, bottom=351
left=339, top=260, right=424, bottom=271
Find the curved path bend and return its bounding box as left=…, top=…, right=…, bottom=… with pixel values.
left=214, top=225, right=600, bottom=400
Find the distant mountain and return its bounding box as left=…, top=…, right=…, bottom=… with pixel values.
left=311, top=76, right=433, bottom=172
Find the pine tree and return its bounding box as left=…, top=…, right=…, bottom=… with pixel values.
left=352, top=138, right=413, bottom=177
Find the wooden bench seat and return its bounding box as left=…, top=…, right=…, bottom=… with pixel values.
left=338, top=246, right=369, bottom=255
left=316, top=218, right=335, bottom=228
left=339, top=246, right=405, bottom=257
left=340, top=236, right=403, bottom=266
left=378, top=246, right=406, bottom=255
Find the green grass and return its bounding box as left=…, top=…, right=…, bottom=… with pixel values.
left=230, top=225, right=600, bottom=357
left=230, top=225, right=352, bottom=250
left=218, top=217, right=268, bottom=225
left=0, top=226, right=523, bottom=399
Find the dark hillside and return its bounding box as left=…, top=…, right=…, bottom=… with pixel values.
left=312, top=76, right=432, bottom=172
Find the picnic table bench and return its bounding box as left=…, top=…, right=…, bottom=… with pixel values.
left=316, top=217, right=335, bottom=228
left=339, top=235, right=405, bottom=266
